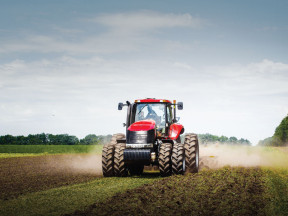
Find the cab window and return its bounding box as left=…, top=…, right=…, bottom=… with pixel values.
left=167, top=105, right=173, bottom=123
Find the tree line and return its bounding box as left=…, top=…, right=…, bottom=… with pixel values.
left=258, top=114, right=288, bottom=146
left=0, top=133, right=252, bottom=146
left=0, top=133, right=112, bottom=145
left=198, top=133, right=251, bottom=145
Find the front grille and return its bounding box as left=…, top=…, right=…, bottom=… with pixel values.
left=126, top=129, right=155, bottom=144
left=124, top=149, right=151, bottom=161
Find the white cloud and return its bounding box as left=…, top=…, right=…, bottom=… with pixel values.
left=247, top=59, right=288, bottom=74
left=91, top=11, right=203, bottom=33
left=0, top=11, right=203, bottom=55
left=0, top=57, right=288, bottom=143
left=0, top=33, right=138, bottom=54
left=173, top=62, right=193, bottom=70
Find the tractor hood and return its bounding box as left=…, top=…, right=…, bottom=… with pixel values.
left=128, top=120, right=156, bottom=131
left=126, top=120, right=156, bottom=147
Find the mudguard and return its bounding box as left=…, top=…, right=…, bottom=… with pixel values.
left=169, top=123, right=184, bottom=140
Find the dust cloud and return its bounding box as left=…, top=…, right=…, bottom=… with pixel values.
left=58, top=145, right=103, bottom=175
left=63, top=154, right=103, bottom=175
left=200, top=144, right=288, bottom=169
left=54, top=144, right=288, bottom=175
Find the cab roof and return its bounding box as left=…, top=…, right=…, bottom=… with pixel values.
left=135, top=98, right=173, bottom=103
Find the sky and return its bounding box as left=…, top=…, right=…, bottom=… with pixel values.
left=0, top=0, right=288, bottom=144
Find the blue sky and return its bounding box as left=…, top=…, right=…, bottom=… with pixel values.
left=0, top=0, right=288, bottom=144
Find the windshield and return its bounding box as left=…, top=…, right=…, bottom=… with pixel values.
left=135, top=103, right=166, bottom=129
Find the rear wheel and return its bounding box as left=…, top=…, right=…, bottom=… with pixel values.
left=114, top=143, right=128, bottom=177
left=102, top=133, right=125, bottom=177
left=159, top=143, right=172, bottom=176
left=184, top=133, right=199, bottom=173
left=128, top=165, right=144, bottom=176
left=110, top=133, right=125, bottom=146
left=102, top=144, right=115, bottom=177
left=172, top=143, right=185, bottom=175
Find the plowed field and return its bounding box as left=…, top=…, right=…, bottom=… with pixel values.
left=0, top=154, right=102, bottom=200
left=1, top=146, right=288, bottom=216
left=69, top=167, right=271, bottom=216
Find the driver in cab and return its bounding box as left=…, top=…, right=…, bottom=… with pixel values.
left=146, top=105, right=165, bottom=137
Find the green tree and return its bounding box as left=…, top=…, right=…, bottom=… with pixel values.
left=80, top=134, right=99, bottom=145
left=98, top=134, right=113, bottom=144
left=0, top=135, right=16, bottom=145
left=16, top=136, right=28, bottom=145
left=219, top=136, right=229, bottom=143
left=48, top=134, right=62, bottom=145
left=239, top=138, right=251, bottom=145
left=38, top=133, right=48, bottom=144
left=274, top=114, right=288, bottom=144
left=27, top=134, right=42, bottom=145
left=197, top=133, right=250, bottom=145
left=258, top=136, right=283, bottom=147
left=228, top=136, right=238, bottom=144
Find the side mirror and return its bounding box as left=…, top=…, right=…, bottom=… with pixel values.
left=118, top=102, right=124, bottom=110
left=177, top=102, right=183, bottom=110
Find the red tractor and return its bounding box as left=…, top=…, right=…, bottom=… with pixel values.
left=102, top=98, right=199, bottom=177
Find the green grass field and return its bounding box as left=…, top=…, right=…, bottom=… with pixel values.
left=0, top=145, right=103, bottom=157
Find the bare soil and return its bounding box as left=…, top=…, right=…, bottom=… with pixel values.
left=0, top=152, right=219, bottom=200
left=70, top=167, right=268, bottom=216
left=0, top=154, right=102, bottom=200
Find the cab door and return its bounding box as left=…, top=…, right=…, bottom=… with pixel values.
left=165, top=104, right=173, bottom=136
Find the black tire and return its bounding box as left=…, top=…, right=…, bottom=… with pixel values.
left=114, top=143, right=128, bottom=177
left=102, top=144, right=115, bottom=177
left=102, top=133, right=125, bottom=177
left=172, top=143, right=185, bottom=175
left=184, top=133, right=199, bottom=173
left=128, top=165, right=144, bottom=176
left=159, top=143, right=172, bottom=177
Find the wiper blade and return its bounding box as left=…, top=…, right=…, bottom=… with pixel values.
left=137, top=104, right=147, bottom=115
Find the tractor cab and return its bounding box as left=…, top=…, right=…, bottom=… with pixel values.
left=134, top=102, right=172, bottom=137
left=119, top=98, right=184, bottom=143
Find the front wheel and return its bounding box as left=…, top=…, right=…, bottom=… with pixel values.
left=114, top=143, right=128, bottom=177
left=159, top=143, right=172, bottom=176
left=172, top=143, right=185, bottom=175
